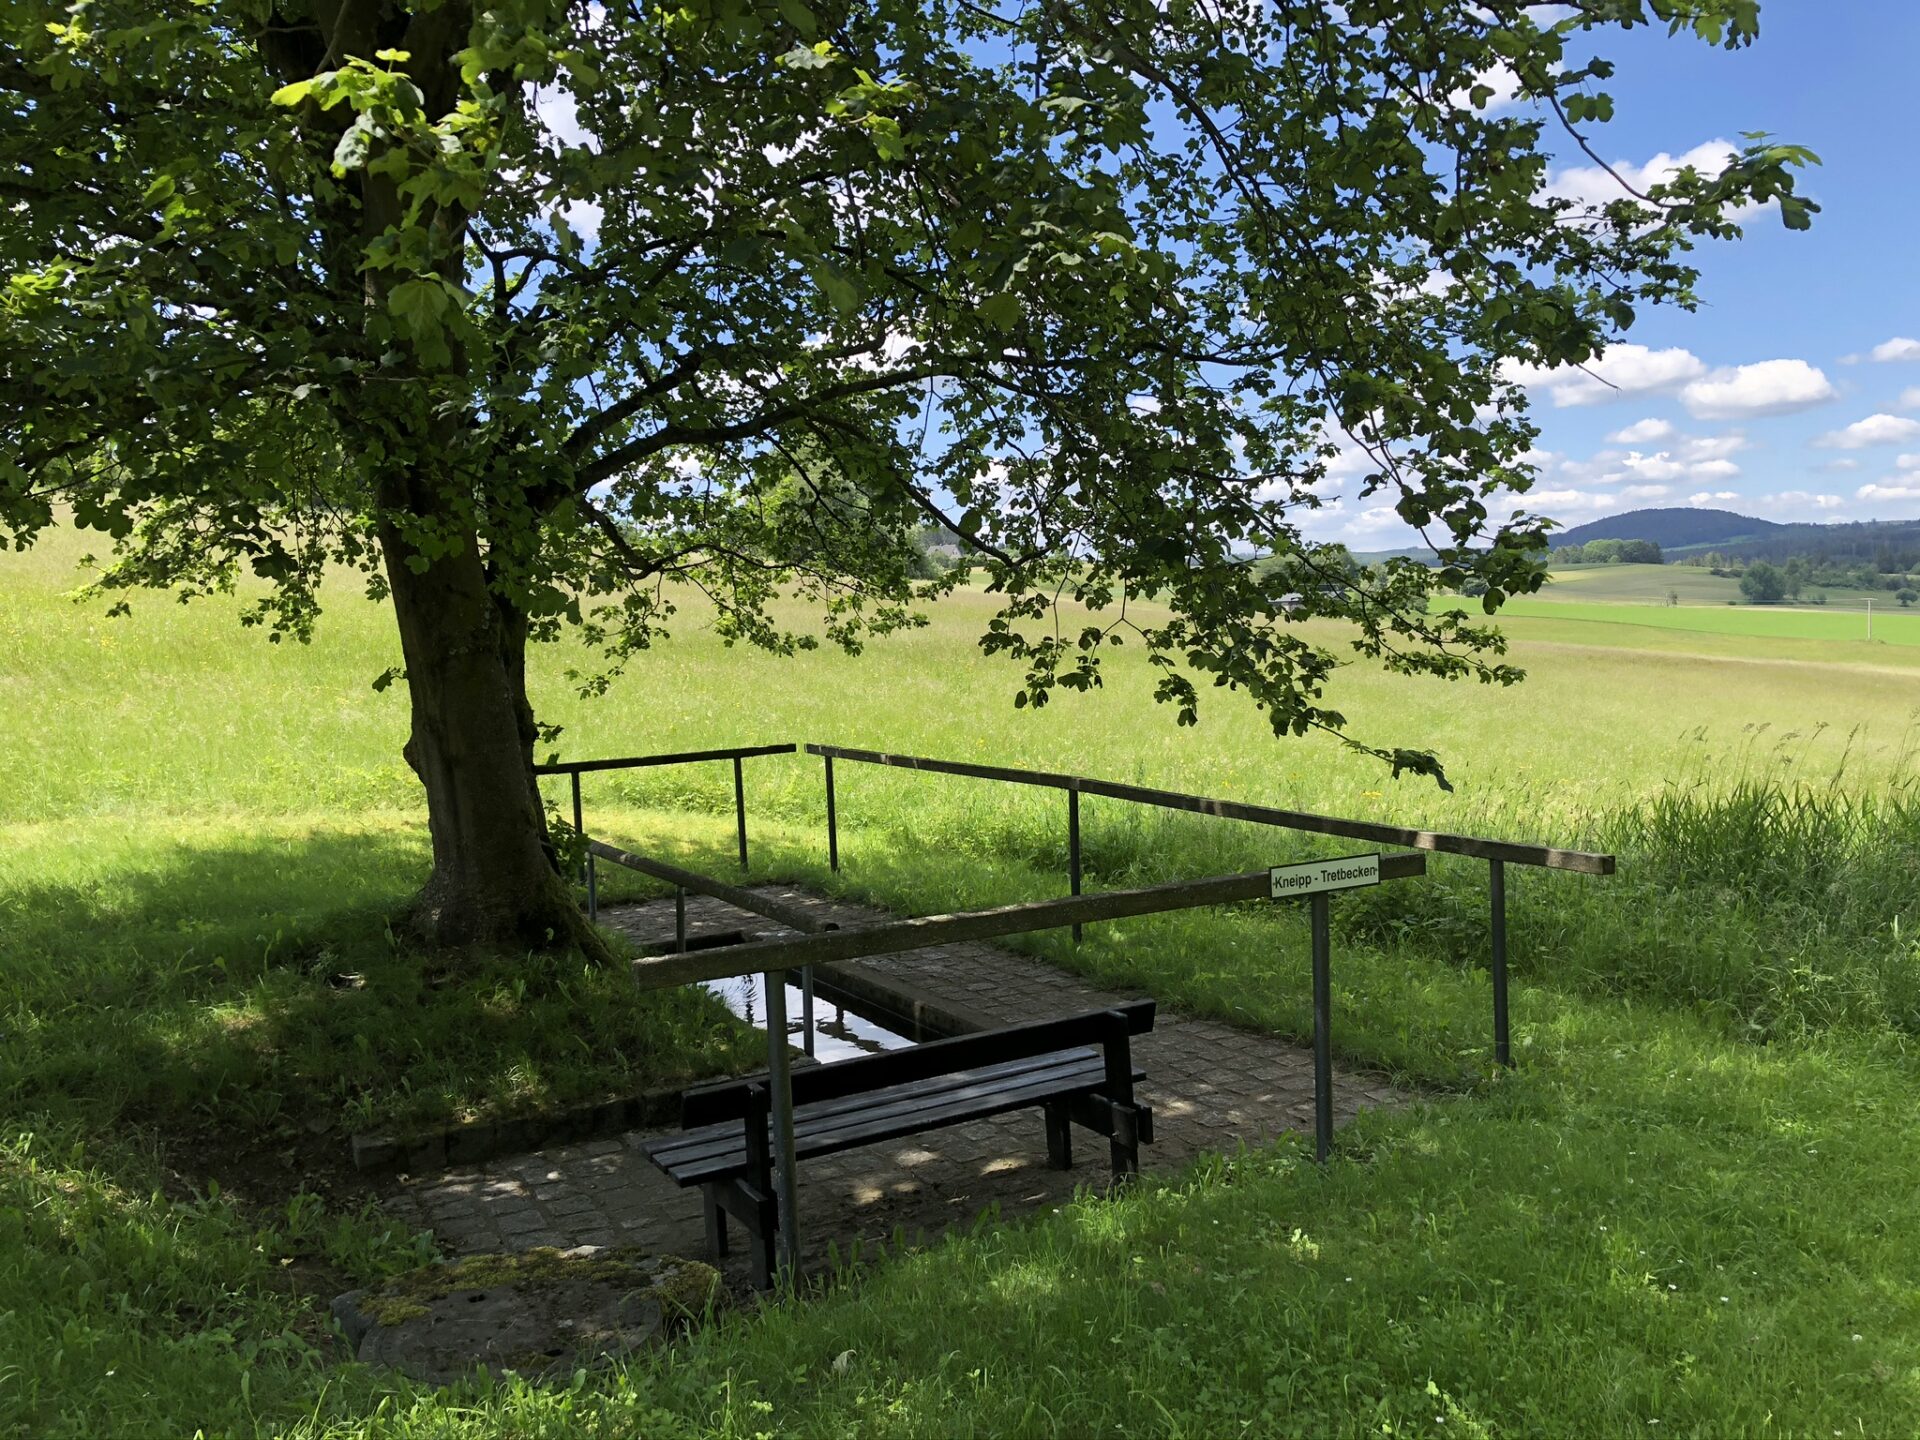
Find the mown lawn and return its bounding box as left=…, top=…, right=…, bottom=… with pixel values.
left=7, top=527, right=1920, bottom=1436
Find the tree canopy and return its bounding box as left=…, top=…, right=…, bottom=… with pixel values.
left=0, top=0, right=1814, bottom=945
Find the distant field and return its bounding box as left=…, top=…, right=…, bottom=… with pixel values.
left=1449, top=591, right=1920, bottom=648
left=1541, top=562, right=1897, bottom=611
left=10, top=528, right=1920, bottom=831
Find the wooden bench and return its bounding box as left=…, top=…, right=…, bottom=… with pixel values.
left=641, top=1000, right=1157, bottom=1286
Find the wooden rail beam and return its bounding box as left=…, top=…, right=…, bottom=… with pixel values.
left=587, top=840, right=834, bottom=936
left=630, top=853, right=1426, bottom=990
left=536, top=743, right=795, bottom=776
left=806, top=743, right=1613, bottom=875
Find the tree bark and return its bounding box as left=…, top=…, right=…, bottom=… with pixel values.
left=378, top=507, right=604, bottom=958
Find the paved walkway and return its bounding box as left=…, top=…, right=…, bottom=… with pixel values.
left=381, top=888, right=1410, bottom=1285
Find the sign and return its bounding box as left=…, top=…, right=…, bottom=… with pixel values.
left=1269, top=853, right=1381, bottom=899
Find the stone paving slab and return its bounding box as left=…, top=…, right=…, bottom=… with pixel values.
left=382, top=888, right=1410, bottom=1285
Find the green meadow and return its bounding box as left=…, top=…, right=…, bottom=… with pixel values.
left=1539, top=561, right=1901, bottom=612
left=6, top=527, right=1920, bottom=1436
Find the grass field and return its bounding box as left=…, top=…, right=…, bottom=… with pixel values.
left=7, top=527, right=1920, bottom=1436
left=1447, top=589, right=1920, bottom=651
left=1540, top=562, right=1903, bottom=612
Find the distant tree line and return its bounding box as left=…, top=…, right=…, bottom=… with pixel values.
left=1690, top=553, right=1918, bottom=603
left=1551, top=538, right=1664, bottom=566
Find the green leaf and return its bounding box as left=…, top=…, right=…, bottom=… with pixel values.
left=978, top=291, right=1020, bottom=330
left=817, top=267, right=861, bottom=317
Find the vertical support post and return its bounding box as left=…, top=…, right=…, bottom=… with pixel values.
left=1310, top=892, right=1333, bottom=1165
left=570, top=770, right=596, bottom=919
left=824, top=755, right=840, bottom=872
left=1490, top=858, right=1511, bottom=1068
left=800, top=965, right=816, bottom=1058
left=1068, top=787, right=1083, bottom=943
left=733, top=756, right=749, bottom=870
left=763, top=969, right=802, bottom=1283
left=675, top=887, right=687, bottom=954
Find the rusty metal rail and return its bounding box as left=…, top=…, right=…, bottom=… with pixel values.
left=808, top=742, right=1615, bottom=1068
left=534, top=743, right=796, bottom=917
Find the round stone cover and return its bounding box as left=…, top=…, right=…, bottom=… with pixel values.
left=331, top=1245, right=726, bottom=1386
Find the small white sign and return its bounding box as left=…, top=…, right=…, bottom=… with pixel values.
left=1269, top=853, right=1382, bottom=899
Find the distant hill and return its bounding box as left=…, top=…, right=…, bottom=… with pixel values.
left=1558, top=507, right=1783, bottom=551
left=1558, top=506, right=1920, bottom=567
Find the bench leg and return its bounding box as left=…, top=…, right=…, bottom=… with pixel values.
left=1044, top=1101, right=1073, bottom=1170
left=702, top=1184, right=729, bottom=1260
left=752, top=1220, right=776, bottom=1290
left=1109, top=1107, right=1140, bottom=1181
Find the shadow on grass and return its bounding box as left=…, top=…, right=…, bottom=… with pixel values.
left=0, top=817, right=762, bottom=1152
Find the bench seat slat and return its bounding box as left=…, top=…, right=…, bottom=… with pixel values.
left=646, top=1053, right=1111, bottom=1173
left=654, top=1069, right=1115, bottom=1186
left=681, top=999, right=1156, bottom=1125
left=649, top=1049, right=1106, bottom=1169
left=648, top=1059, right=1136, bottom=1184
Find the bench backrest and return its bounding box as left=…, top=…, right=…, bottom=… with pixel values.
left=682, top=998, right=1156, bottom=1126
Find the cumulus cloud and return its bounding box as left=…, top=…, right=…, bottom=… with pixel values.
left=1749, top=490, right=1846, bottom=515
left=1900, top=387, right=1920, bottom=412
left=1857, top=483, right=1920, bottom=504
left=1871, top=337, right=1920, bottom=363
left=1527, top=487, right=1629, bottom=515
left=1607, top=417, right=1676, bottom=444
left=1619, top=484, right=1672, bottom=500
left=1449, top=64, right=1526, bottom=113
left=1680, top=359, right=1837, bottom=420
left=1899, top=454, right=1920, bottom=472
left=1503, top=344, right=1706, bottom=408
left=1688, top=491, right=1740, bottom=505
left=1544, top=140, right=1745, bottom=214
left=1690, top=458, right=1741, bottom=479
left=1814, top=413, right=1920, bottom=449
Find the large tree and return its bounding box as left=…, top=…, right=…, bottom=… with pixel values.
left=1, top=0, right=1811, bottom=952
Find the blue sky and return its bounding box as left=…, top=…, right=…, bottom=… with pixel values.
left=1325, top=2, right=1920, bottom=548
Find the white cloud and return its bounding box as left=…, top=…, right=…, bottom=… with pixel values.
left=1814, top=413, right=1920, bottom=449
left=1680, top=359, right=1837, bottom=419
left=1504, top=343, right=1706, bottom=408
left=1870, top=337, right=1920, bottom=363
left=1900, top=387, right=1920, bottom=412
left=1619, top=484, right=1672, bottom=500
left=1527, top=487, right=1628, bottom=515
left=1690, top=458, right=1741, bottom=479
left=1607, top=417, right=1676, bottom=444
left=531, top=84, right=598, bottom=151
left=1819, top=458, right=1861, bottom=472
left=1678, top=432, right=1748, bottom=462
left=1750, top=490, right=1846, bottom=515
left=1857, top=483, right=1920, bottom=504
left=1899, top=454, right=1920, bottom=472
left=1449, top=64, right=1526, bottom=114
left=1688, top=491, right=1740, bottom=505
left=1545, top=140, right=1744, bottom=214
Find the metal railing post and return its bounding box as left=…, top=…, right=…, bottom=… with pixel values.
left=1068, top=788, right=1083, bottom=943
left=801, top=965, right=815, bottom=1058
left=824, top=754, right=839, bottom=872
left=734, top=756, right=749, bottom=870
left=1310, top=892, right=1333, bottom=1164
left=763, top=969, right=801, bottom=1282
left=571, top=770, right=597, bottom=921
left=1490, top=858, right=1511, bottom=1067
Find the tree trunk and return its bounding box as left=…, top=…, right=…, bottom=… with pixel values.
left=378, top=510, right=605, bottom=958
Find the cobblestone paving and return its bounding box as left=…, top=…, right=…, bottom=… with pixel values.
left=382, top=888, right=1410, bottom=1284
